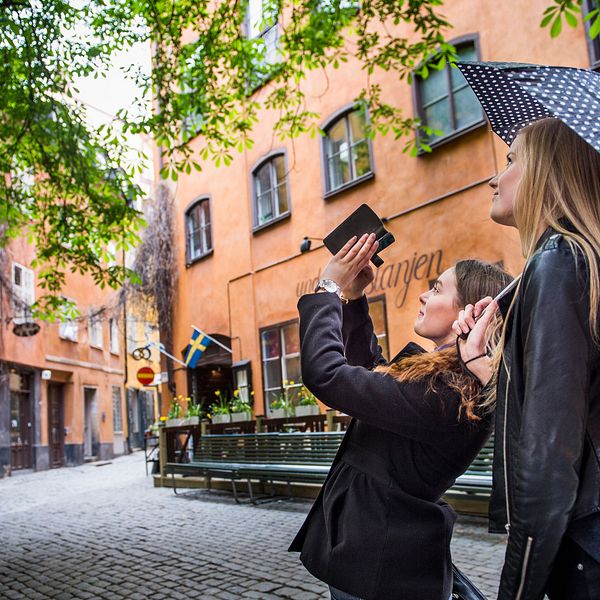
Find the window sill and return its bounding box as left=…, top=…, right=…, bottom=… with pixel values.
left=110, top=350, right=120, bottom=356
left=416, top=120, right=487, bottom=155
left=186, top=248, right=214, bottom=268
left=59, top=336, right=78, bottom=343
left=324, top=171, right=375, bottom=200
left=90, top=344, right=104, bottom=351
left=252, top=212, right=291, bottom=234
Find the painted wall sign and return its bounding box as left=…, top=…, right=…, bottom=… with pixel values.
left=296, top=249, right=444, bottom=308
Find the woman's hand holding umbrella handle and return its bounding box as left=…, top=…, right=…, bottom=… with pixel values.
left=321, top=233, right=379, bottom=294
left=452, top=297, right=498, bottom=385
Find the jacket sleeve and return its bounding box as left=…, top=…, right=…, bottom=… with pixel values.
left=299, top=292, right=459, bottom=440
left=341, top=295, right=386, bottom=368
left=498, top=246, right=591, bottom=600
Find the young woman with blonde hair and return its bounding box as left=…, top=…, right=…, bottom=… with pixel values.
left=454, top=117, right=600, bottom=599
left=289, top=236, right=512, bottom=600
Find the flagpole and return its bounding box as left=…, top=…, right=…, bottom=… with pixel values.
left=146, top=341, right=187, bottom=367
left=192, top=326, right=233, bottom=353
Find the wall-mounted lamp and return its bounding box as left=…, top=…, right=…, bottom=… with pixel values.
left=300, top=236, right=323, bottom=253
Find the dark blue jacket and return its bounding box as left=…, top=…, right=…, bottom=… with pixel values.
left=289, top=293, right=492, bottom=600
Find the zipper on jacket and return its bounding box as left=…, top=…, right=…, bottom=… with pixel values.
left=502, top=359, right=511, bottom=533
left=515, top=536, right=534, bottom=600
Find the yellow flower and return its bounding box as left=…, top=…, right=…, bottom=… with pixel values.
left=159, top=416, right=167, bottom=422
left=215, top=390, right=221, bottom=396
left=289, top=380, right=295, bottom=385
left=233, top=389, right=239, bottom=397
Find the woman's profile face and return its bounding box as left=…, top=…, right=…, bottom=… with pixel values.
left=489, top=136, right=523, bottom=227
left=414, top=267, right=460, bottom=347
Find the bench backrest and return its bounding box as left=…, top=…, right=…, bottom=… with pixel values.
left=194, top=432, right=345, bottom=465
left=462, top=435, right=494, bottom=476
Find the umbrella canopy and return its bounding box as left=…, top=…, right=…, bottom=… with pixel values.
left=457, top=61, right=600, bottom=153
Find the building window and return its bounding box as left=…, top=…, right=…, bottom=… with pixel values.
left=186, top=198, right=212, bottom=263
left=58, top=297, right=78, bottom=342
left=368, top=296, right=389, bottom=361
left=323, top=108, right=373, bottom=195
left=246, top=0, right=280, bottom=81
left=252, top=153, right=290, bottom=229
left=109, top=318, right=120, bottom=354
left=89, top=314, right=103, bottom=348
left=112, top=386, right=123, bottom=433
left=585, top=1, right=600, bottom=69
left=11, top=262, right=34, bottom=324
left=260, top=321, right=301, bottom=413
left=414, top=38, right=485, bottom=147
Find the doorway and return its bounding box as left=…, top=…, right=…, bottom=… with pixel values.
left=48, top=383, right=65, bottom=468
left=83, top=387, right=99, bottom=459
left=9, top=371, right=33, bottom=470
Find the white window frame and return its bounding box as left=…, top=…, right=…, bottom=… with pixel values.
left=109, top=318, right=120, bottom=355
left=112, top=386, right=124, bottom=433
left=58, top=297, right=78, bottom=342
left=11, top=262, right=34, bottom=325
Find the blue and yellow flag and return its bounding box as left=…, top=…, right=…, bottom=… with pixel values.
left=184, top=329, right=211, bottom=368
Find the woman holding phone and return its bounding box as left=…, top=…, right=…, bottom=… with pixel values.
left=289, top=234, right=512, bottom=600
left=454, top=118, right=600, bottom=599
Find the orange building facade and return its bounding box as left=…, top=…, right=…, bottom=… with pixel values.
left=160, top=0, right=599, bottom=419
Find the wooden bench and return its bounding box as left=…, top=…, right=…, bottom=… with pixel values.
left=165, top=431, right=344, bottom=503
left=165, top=431, right=494, bottom=504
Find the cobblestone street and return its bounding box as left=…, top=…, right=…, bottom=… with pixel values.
left=1, top=452, right=506, bottom=599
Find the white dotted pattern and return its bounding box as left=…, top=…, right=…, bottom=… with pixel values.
left=458, top=61, right=600, bottom=153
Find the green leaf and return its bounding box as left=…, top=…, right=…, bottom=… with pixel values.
left=551, top=15, right=563, bottom=37
left=564, top=10, right=578, bottom=28
left=590, top=14, right=600, bottom=38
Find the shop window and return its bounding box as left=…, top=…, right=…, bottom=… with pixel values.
left=185, top=197, right=212, bottom=263
left=368, top=296, right=390, bottom=361
left=58, top=297, right=78, bottom=342
left=112, top=386, right=123, bottom=433
left=109, top=318, right=120, bottom=354
left=322, top=107, right=373, bottom=195
left=89, top=313, right=103, bottom=348
left=233, top=360, right=253, bottom=404
left=260, top=321, right=301, bottom=414
left=252, top=153, right=290, bottom=229
left=11, top=262, right=34, bottom=325
left=414, top=37, right=485, bottom=148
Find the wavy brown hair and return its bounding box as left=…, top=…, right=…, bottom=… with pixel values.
left=375, top=260, right=513, bottom=421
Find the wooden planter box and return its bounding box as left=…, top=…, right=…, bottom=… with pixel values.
left=166, top=416, right=200, bottom=427
left=212, top=414, right=231, bottom=424
left=230, top=411, right=252, bottom=422
left=295, top=405, right=320, bottom=417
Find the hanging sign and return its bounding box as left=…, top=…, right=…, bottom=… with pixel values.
left=136, top=366, right=155, bottom=386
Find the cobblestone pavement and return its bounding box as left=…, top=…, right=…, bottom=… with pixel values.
left=0, top=452, right=506, bottom=599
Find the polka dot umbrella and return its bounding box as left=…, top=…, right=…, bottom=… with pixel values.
left=457, top=61, right=600, bottom=154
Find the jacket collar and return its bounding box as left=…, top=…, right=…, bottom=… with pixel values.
left=389, top=342, right=426, bottom=364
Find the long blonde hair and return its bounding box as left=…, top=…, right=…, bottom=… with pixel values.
left=376, top=260, right=513, bottom=421
left=512, top=118, right=600, bottom=342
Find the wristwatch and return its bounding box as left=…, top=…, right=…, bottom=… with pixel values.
left=314, top=278, right=342, bottom=297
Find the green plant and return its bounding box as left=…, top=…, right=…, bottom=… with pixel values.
left=210, top=390, right=231, bottom=415
left=185, top=403, right=203, bottom=418
left=231, top=389, right=252, bottom=414
left=298, top=385, right=318, bottom=406
left=167, top=400, right=182, bottom=419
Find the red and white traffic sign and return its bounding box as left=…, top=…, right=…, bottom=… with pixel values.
left=136, top=366, right=155, bottom=386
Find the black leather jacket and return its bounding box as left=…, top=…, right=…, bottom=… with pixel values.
left=490, top=227, right=600, bottom=600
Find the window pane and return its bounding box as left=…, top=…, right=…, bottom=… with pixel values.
left=273, top=155, right=286, bottom=185
left=352, top=140, right=371, bottom=178
left=328, top=153, right=350, bottom=190
left=347, top=110, right=367, bottom=144
left=263, top=360, right=282, bottom=389
left=261, top=25, right=279, bottom=65
left=451, top=45, right=477, bottom=89
left=266, top=389, right=281, bottom=407
left=247, top=0, right=263, bottom=37
left=257, top=190, right=273, bottom=224
left=284, top=356, right=302, bottom=384
left=327, top=118, right=348, bottom=151
left=261, top=329, right=280, bottom=359
left=282, top=323, right=299, bottom=355
left=420, top=68, right=448, bottom=106
left=255, top=163, right=272, bottom=196
left=453, top=86, right=483, bottom=130
left=201, top=224, right=212, bottom=252
left=276, top=182, right=288, bottom=216
left=424, top=97, right=452, bottom=138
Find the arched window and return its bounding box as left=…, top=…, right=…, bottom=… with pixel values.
left=185, top=197, right=212, bottom=263
left=322, top=107, right=373, bottom=195
left=414, top=36, right=485, bottom=148
left=252, top=153, right=290, bottom=229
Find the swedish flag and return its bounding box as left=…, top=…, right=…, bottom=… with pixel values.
left=184, top=329, right=211, bottom=369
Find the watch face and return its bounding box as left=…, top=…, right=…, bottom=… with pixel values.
left=323, top=280, right=337, bottom=293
